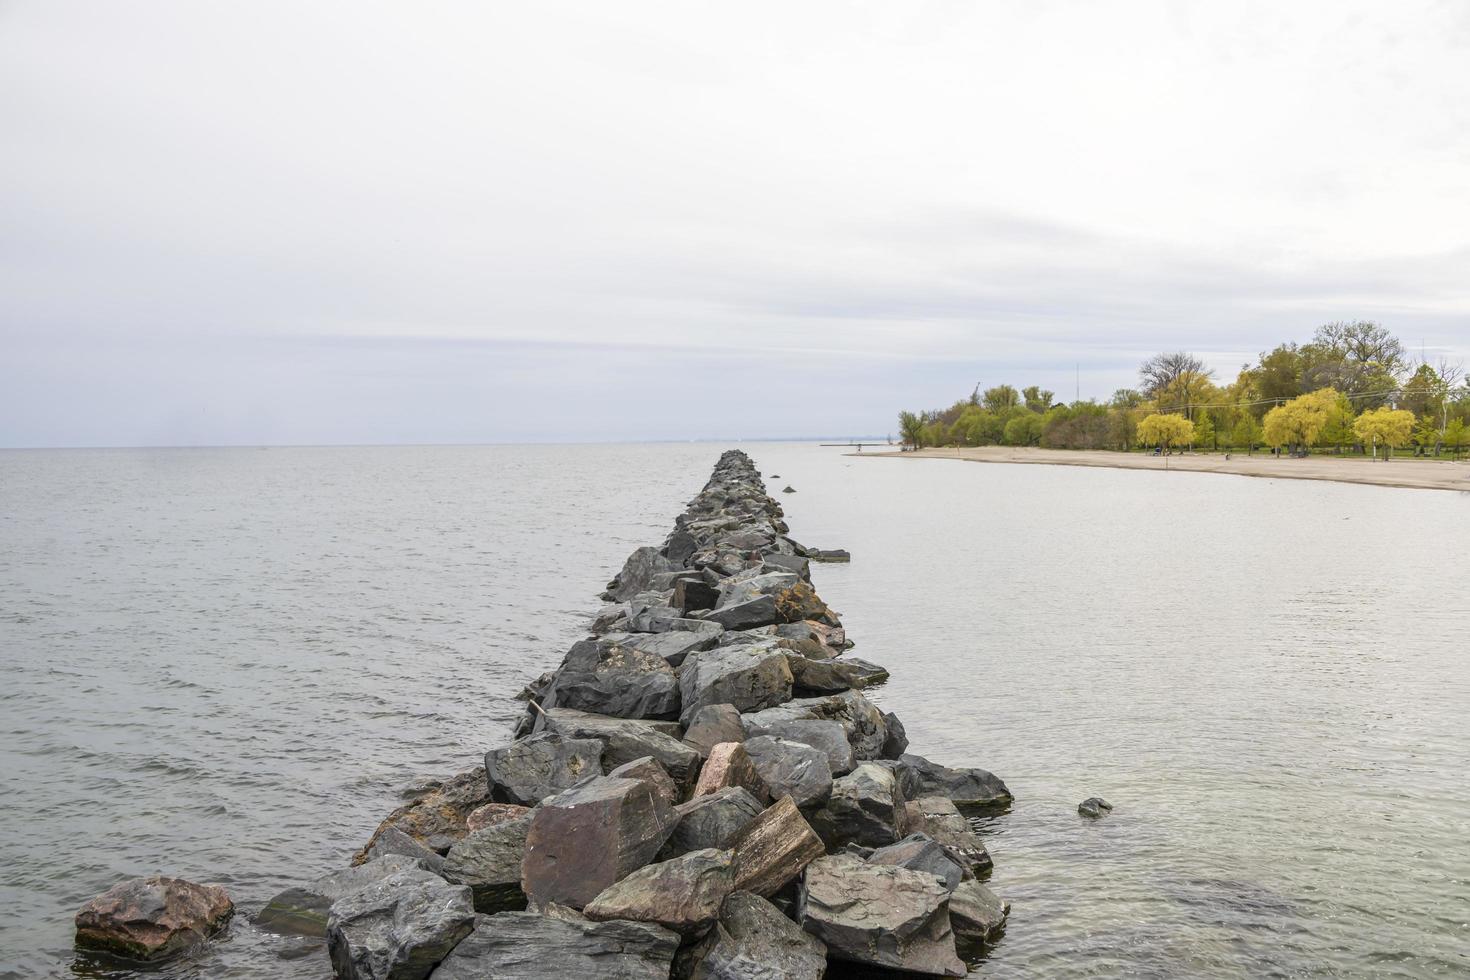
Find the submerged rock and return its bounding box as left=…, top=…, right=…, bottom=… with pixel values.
left=75, top=876, right=233, bottom=962
left=326, top=868, right=475, bottom=980
left=430, top=910, right=678, bottom=979
left=1079, top=796, right=1113, bottom=818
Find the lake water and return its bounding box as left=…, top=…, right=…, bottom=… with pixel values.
left=1, top=444, right=1467, bottom=978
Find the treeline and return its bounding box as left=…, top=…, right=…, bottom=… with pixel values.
left=899, top=322, right=1470, bottom=458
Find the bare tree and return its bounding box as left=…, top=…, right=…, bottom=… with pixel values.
left=1139, top=351, right=1210, bottom=398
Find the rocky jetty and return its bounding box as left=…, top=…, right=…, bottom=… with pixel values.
left=255, top=449, right=1012, bottom=977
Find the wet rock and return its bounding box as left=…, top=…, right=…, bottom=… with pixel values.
left=797, top=854, right=965, bottom=977
left=810, top=761, right=901, bottom=849
left=536, top=708, right=701, bottom=787
left=897, top=752, right=1013, bottom=807
left=785, top=654, right=860, bottom=695
left=75, top=876, right=234, bottom=962
left=430, top=910, right=679, bottom=979
left=483, top=732, right=604, bottom=806
left=352, top=768, right=492, bottom=864
left=678, top=643, right=793, bottom=724
left=682, top=704, right=746, bottom=757
left=840, top=657, right=890, bottom=686
left=590, top=603, right=627, bottom=634
left=521, top=777, right=678, bottom=910
left=259, top=855, right=426, bottom=938
left=742, top=736, right=833, bottom=810
left=543, top=638, right=681, bottom=720
left=441, top=813, right=533, bottom=914
left=1079, top=796, right=1113, bottom=818
left=879, top=711, right=909, bottom=760
left=899, top=796, right=993, bottom=878
left=326, top=868, right=475, bottom=980
left=584, top=848, right=735, bottom=935
left=659, top=787, right=765, bottom=859
left=691, top=742, right=770, bottom=803
left=356, top=827, right=446, bottom=874
left=948, top=879, right=1009, bottom=944
left=728, top=796, right=826, bottom=896
left=607, top=756, right=681, bottom=807
left=689, top=891, right=827, bottom=980
left=465, top=802, right=530, bottom=834
left=603, top=546, right=675, bottom=603
left=743, top=718, right=855, bottom=776
left=807, top=548, right=850, bottom=563
left=867, top=834, right=964, bottom=892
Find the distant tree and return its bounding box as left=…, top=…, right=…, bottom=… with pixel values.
left=1108, top=407, right=1139, bottom=450
left=1411, top=414, right=1440, bottom=456
left=1311, top=321, right=1407, bottom=398
left=1444, top=418, right=1468, bottom=459
left=1250, top=344, right=1305, bottom=412
left=1002, top=410, right=1044, bottom=446
left=1352, top=407, right=1415, bottom=460
left=1262, top=388, right=1339, bottom=452
left=1192, top=412, right=1216, bottom=450
left=1230, top=413, right=1264, bottom=453
left=1139, top=352, right=1212, bottom=401
left=982, top=385, right=1020, bottom=412
left=1136, top=413, right=1193, bottom=453
left=1022, top=385, right=1054, bottom=413
left=898, top=411, right=925, bottom=450
left=1110, top=388, right=1145, bottom=409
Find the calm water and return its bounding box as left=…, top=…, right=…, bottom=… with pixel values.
left=1, top=444, right=1466, bottom=978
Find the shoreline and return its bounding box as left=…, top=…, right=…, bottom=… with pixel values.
left=854, top=446, right=1470, bottom=493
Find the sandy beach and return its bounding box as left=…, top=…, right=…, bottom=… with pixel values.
left=855, top=446, right=1470, bottom=493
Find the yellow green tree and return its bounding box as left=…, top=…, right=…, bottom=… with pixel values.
left=1137, top=413, right=1194, bottom=453
left=1352, top=406, right=1415, bottom=461
left=1262, top=388, right=1341, bottom=452
left=898, top=411, right=925, bottom=449
left=1444, top=418, right=1468, bottom=459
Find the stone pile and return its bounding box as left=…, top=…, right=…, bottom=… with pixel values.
left=261, top=449, right=1014, bottom=978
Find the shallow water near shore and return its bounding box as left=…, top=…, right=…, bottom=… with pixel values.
left=2, top=443, right=1467, bottom=978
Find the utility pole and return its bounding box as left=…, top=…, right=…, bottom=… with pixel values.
left=1075, top=363, right=1080, bottom=404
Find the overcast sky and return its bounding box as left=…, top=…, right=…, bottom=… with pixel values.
left=3, top=1, right=1468, bottom=447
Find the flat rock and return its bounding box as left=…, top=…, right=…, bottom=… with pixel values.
left=949, top=878, right=1009, bottom=944
left=679, top=643, right=793, bottom=724
left=543, top=638, right=681, bottom=720
left=584, top=848, right=735, bottom=935
left=689, top=891, right=827, bottom=980
left=867, top=834, right=964, bottom=892
left=352, top=768, right=491, bottom=863
left=259, top=855, right=425, bottom=938
left=742, top=736, right=833, bottom=810
left=75, top=876, right=233, bottom=962
left=521, top=777, right=678, bottom=910
left=483, top=732, right=604, bottom=806
left=603, top=628, right=721, bottom=667
left=691, top=742, right=770, bottom=803
left=897, top=753, right=1013, bottom=807
left=431, top=910, right=679, bottom=979
left=743, top=718, right=854, bottom=776
left=728, top=796, right=826, bottom=897
left=899, top=796, right=993, bottom=878
left=810, top=761, right=901, bottom=849
left=327, top=868, right=475, bottom=980
left=797, top=854, right=965, bottom=977
left=536, top=708, right=700, bottom=787
left=682, top=704, right=745, bottom=757
left=702, top=594, right=779, bottom=630
left=839, top=657, right=890, bottom=686
left=660, top=787, right=765, bottom=860
left=441, top=813, right=533, bottom=914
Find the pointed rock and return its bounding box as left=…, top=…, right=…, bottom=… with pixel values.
left=584, top=848, right=735, bottom=935
left=691, top=742, right=770, bottom=803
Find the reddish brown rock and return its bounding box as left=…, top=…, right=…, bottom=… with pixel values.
left=728, top=796, right=825, bottom=896
left=465, top=802, right=531, bottom=834
left=584, top=848, right=735, bottom=935
left=691, top=743, right=770, bottom=804
left=352, top=767, right=491, bottom=864
left=75, top=876, right=233, bottom=962
left=608, top=756, right=682, bottom=807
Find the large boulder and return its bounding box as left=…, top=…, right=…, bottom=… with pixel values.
left=678, top=644, right=793, bottom=725
left=75, top=876, right=233, bottom=962
left=259, top=855, right=425, bottom=937
left=483, top=733, right=604, bottom=806
left=603, top=546, right=674, bottom=602
left=689, top=891, right=827, bottom=980
left=742, top=736, right=833, bottom=810
left=797, top=854, right=965, bottom=977
left=602, top=627, right=721, bottom=668
left=867, top=834, right=964, bottom=892
left=542, top=639, right=681, bottom=720
left=352, top=768, right=492, bottom=864
left=536, top=709, right=701, bottom=787
left=899, top=796, right=993, bottom=878
left=682, top=704, right=745, bottom=757
left=584, top=848, right=735, bottom=935
left=607, top=756, right=681, bottom=807
left=728, top=797, right=825, bottom=897
left=809, top=761, right=902, bottom=849
left=742, top=691, right=887, bottom=761
left=440, top=813, right=533, bottom=914
left=691, top=742, right=770, bottom=803
left=521, top=777, right=678, bottom=910
left=896, top=753, right=1012, bottom=807
left=431, top=910, right=678, bottom=979
left=742, top=718, right=854, bottom=776
left=948, top=879, right=1010, bottom=944
left=327, top=869, right=475, bottom=980
left=660, top=788, right=765, bottom=859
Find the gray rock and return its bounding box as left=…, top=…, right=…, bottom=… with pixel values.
left=521, top=777, right=678, bottom=910
left=867, top=834, right=964, bottom=892
left=536, top=708, right=701, bottom=787
left=607, top=756, right=681, bottom=807
left=897, top=753, right=1013, bottom=807
left=357, top=827, right=446, bottom=874
left=743, top=718, right=855, bottom=776
left=430, top=910, right=678, bottom=979
left=786, top=654, right=859, bottom=695
left=602, top=628, right=721, bottom=668
left=678, top=643, right=793, bottom=725
left=742, top=736, right=833, bottom=810
left=326, top=869, right=475, bottom=980
left=544, top=638, right=681, bottom=720
left=807, top=548, right=850, bottom=563
left=1079, top=796, right=1113, bottom=818
left=682, top=704, right=746, bottom=757
left=674, top=577, right=721, bottom=615
left=899, top=796, right=993, bottom=878
left=259, top=855, right=426, bottom=937
left=440, top=814, right=533, bottom=914
left=627, top=598, right=685, bottom=634
left=840, top=657, right=890, bottom=686
left=728, top=796, right=826, bottom=897
left=604, top=546, right=675, bottom=603
left=690, top=891, right=827, bottom=980
left=584, top=848, right=735, bottom=935
left=879, top=711, right=909, bottom=759
left=717, top=572, right=799, bottom=609
left=948, top=879, right=1009, bottom=944
left=660, top=787, right=765, bottom=859
left=797, top=854, right=965, bottom=977
left=483, top=732, right=604, bottom=806
left=702, top=594, right=779, bottom=630
left=810, top=761, right=901, bottom=849
left=743, top=691, right=887, bottom=761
